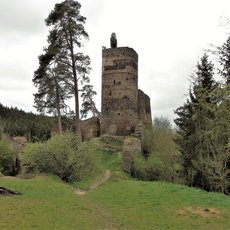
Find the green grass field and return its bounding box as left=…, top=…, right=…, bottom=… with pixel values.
left=1, top=136, right=230, bottom=229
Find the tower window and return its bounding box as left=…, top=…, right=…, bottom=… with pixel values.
left=114, top=80, right=115, bottom=85
left=109, top=91, right=112, bottom=96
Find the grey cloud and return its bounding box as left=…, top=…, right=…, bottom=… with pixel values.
left=0, top=0, right=61, bottom=37
left=141, top=66, right=190, bottom=123
left=0, top=78, right=32, bottom=93
left=82, top=0, right=107, bottom=26
left=0, top=89, right=35, bottom=113
left=0, top=60, right=32, bottom=81
left=0, top=0, right=227, bottom=119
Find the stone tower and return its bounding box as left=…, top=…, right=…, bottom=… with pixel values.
left=101, top=47, right=139, bottom=135
left=101, top=46, right=152, bottom=136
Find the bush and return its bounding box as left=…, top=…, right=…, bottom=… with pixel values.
left=132, top=116, right=181, bottom=182
left=132, top=153, right=163, bottom=181
left=0, top=140, right=14, bottom=175
left=21, top=132, right=94, bottom=182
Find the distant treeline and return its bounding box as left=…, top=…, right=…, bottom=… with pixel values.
left=0, top=103, right=75, bottom=142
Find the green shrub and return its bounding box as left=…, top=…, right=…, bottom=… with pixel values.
left=132, top=116, right=181, bottom=182
left=20, top=142, right=48, bottom=173
left=132, top=153, right=161, bottom=181
left=0, top=140, right=14, bottom=175
left=21, top=132, right=94, bottom=182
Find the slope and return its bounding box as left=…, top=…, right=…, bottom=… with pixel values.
left=0, top=135, right=230, bottom=229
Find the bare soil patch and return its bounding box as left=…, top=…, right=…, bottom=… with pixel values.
left=177, top=206, right=221, bottom=218
left=74, top=189, right=87, bottom=196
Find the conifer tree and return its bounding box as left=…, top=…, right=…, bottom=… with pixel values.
left=218, top=36, right=230, bottom=84
left=203, top=83, right=230, bottom=193
left=80, top=85, right=100, bottom=119
left=212, top=36, right=230, bottom=193
left=33, top=34, right=72, bottom=134
left=174, top=98, right=195, bottom=184
left=217, top=35, right=230, bottom=147
left=175, top=53, right=217, bottom=189
left=45, top=0, right=91, bottom=134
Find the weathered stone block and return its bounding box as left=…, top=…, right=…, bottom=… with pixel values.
left=122, top=137, right=142, bottom=173
left=81, top=117, right=100, bottom=141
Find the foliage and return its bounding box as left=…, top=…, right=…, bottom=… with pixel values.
left=20, top=143, right=45, bottom=169
left=80, top=84, right=100, bottom=119
left=33, top=47, right=72, bottom=115
left=76, top=136, right=126, bottom=190
left=21, top=132, right=93, bottom=182
left=218, top=36, right=230, bottom=83
left=44, top=0, right=94, bottom=133
left=0, top=140, right=14, bottom=175
left=202, top=84, right=230, bottom=193
left=174, top=52, right=230, bottom=194
left=132, top=153, right=165, bottom=181
left=0, top=103, right=52, bottom=142
left=132, top=117, right=180, bottom=182
left=175, top=54, right=216, bottom=188
left=33, top=40, right=73, bottom=134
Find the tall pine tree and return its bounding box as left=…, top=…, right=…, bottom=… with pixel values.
left=33, top=33, right=72, bottom=134
left=45, top=0, right=91, bottom=134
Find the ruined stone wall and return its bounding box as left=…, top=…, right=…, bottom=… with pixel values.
left=138, top=89, right=152, bottom=125
left=101, top=47, right=139, bottom=135
left=81, top=117, right=100, bottom=141
left=122, top=137, right=142, bottom=173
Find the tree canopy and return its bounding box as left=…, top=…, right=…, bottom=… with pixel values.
left=174, top=51, right=230, bottom=194
left=33, top=0, right=96, bottom=135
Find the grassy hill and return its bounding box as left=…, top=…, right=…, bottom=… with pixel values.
left=0, top=136, right=230, bottom=229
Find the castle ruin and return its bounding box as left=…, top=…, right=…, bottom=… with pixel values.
left=81, top=38, right=152, bottom=139
left=100, top=46, right=152, bottom=136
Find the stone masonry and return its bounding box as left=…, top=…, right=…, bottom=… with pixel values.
left=101, top=46, right=152, bottom=136
left=81, top=117, right=100, bottom=140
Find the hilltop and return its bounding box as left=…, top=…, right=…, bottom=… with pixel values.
left=0, top=136, right=230, bottom=230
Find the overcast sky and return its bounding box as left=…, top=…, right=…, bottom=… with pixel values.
left=0, top=0, right=230, bottom=123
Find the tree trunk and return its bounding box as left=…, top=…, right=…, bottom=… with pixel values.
left=69, top=36, right=81, bottom=136
left=55, top=77, right=63, bottom=135
left=0, top=187, right=21, bottom=195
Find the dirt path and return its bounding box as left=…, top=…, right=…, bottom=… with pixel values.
left=90, top=169, right=111, bottom=190
left=75, top=169, right=111, bottom=196
left=74, top=189, right=87, bottom=195
left=74, top=170, right=122, bottom=228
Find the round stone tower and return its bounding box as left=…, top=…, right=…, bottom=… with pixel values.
left=101, top=47, right=139, bottom=135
